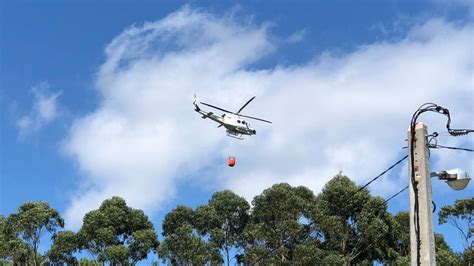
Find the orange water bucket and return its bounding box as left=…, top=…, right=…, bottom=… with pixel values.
left=227, top=156, right=236, bottom=167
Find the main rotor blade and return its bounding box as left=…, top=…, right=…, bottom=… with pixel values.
left=239, top=114, right=272, bottom=123
left=200, top=102, right=233, bottom=114
left=236, top=96, right=256, bottom=114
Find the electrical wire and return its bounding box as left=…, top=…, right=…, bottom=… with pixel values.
left=384, top=185, right=408, bottom=203
left=384, top=185, right=437, bottom=213
left=430, top=144, right=474, bottom=152
left=351, top=155, right=408, bottom=197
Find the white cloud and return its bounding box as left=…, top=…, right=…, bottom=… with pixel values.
left=16, top=82, right=62, bottom=136
left=286, top=29, right=307, bottom=43
left=63, top=6, right=474, bottom=229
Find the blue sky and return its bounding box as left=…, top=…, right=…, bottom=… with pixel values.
left=1, top=0, right=473, bottom=262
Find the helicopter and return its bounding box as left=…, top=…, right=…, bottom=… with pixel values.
left=193, top=95, right=271, bottom=140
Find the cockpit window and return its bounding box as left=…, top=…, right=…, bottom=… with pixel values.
left=237, top=120, right=241, bottom=123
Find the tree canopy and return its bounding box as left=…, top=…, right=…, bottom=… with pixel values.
left=77, top=196, right=158, bottom=264
left=159, top=205, right=221, bottom=265
left=311, top=174, right=401, bottom=265
left=194, top=190, right=250, bottom=265
left=439, top=197, right=474, bottom=249
left=7, top=201, right=64, bottom=266
left=241, top=183, right=316, bottom=263
left=2, top=176, right=470, bottom=264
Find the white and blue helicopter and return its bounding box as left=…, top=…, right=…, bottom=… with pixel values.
left=193, top=95, right=271, bottom=140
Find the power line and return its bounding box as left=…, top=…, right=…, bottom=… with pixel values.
left=384, top=186, right=408, bottom=203
left=430, top=144, right=474, bottom=152
left=352, top=155, right=408, bottom=197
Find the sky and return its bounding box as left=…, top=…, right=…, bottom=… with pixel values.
left=1, top=0, right=473, bottom=261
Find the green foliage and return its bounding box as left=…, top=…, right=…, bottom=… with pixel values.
left=241, top=183, right=316, bottom=263
left=7, top=201, right=64, bottom=266
left=161, top=205, right=194, bottom=236
left=439, top=197, right=474, bottom=249
left=312, top=174, right=399, bottom=264
left=128, top=228, right=159, bottom=263
left=79, top=258, right=102, bottom=265
left=47, top=230, right=78, bottom=264
left=0, top=217, right=30, bottom=264
left=0, top=216, right=6, bottom=258
left=4, top=176, right=467, bottom=265
left=435, top=234, right=462, bottom=265
left=389, top=211, right=464, bottom=264
left=77, top=196, right=158, bottom=264
left=292, top=241, right=343, bottom=264
left=393, top=211, right=410, bottom=258
left=98, top=245, right=130, bottom=265
left=0, top=260, right=13, bottom=266
left=463, top=246, right=474, bottom=265
left=194, top=190, right=250, bottom=265
left=159, top=205, right=222, bottom=265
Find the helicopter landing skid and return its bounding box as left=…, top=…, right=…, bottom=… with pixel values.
left=226, top=131, right=244, bottom=140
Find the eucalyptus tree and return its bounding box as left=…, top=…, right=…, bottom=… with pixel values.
left=439, top=197, right=474, bottom=249
left=311, top=174, right=400, bottom=265
left=241, top=183, right=318, bottom=263
left=1, top=214, right=29, bottom=264
left=388, top=210, right=461, bottom=264
left=464, top=247, right=474, bottom=265
left=393, top=211, right=410, bottom=259
left=434, top=233, right=462, bottom=265
left=7, top=201, right=64, bottom=266
left=77, top=196, right=158, bottom=265
left=0, top=215, right=10, bottom=259
left=437, top=198, right=474, bottom=264
left=79, top=258, right=102, bottom=265
left=194, top=190, right=250, bottom=265
left=47, top=230, right=78, bottom=264
left=159, top=205, right=221, bottom=265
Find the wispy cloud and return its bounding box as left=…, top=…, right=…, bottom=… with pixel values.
left=286, top=29, right=307, bottom=43
left=63, top=6, right=473, bottom=229
left=16, top=82, right=62, bottom=137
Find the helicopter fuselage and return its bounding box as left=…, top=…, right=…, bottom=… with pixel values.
left=193, top=96, right=269, bottom=140
left=195, top=107, right=256, bottom=137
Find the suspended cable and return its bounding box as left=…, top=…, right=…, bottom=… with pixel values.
left=430, top=144, right=474, bottom=152
left=352, top=155, right=408, bottom=197
left=384, top=185, right=408, bottom=203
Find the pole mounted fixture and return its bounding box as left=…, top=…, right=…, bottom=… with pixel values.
left=431, top=169, right=471, bottom=190
left=408, top=103, right=473, bottom=266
